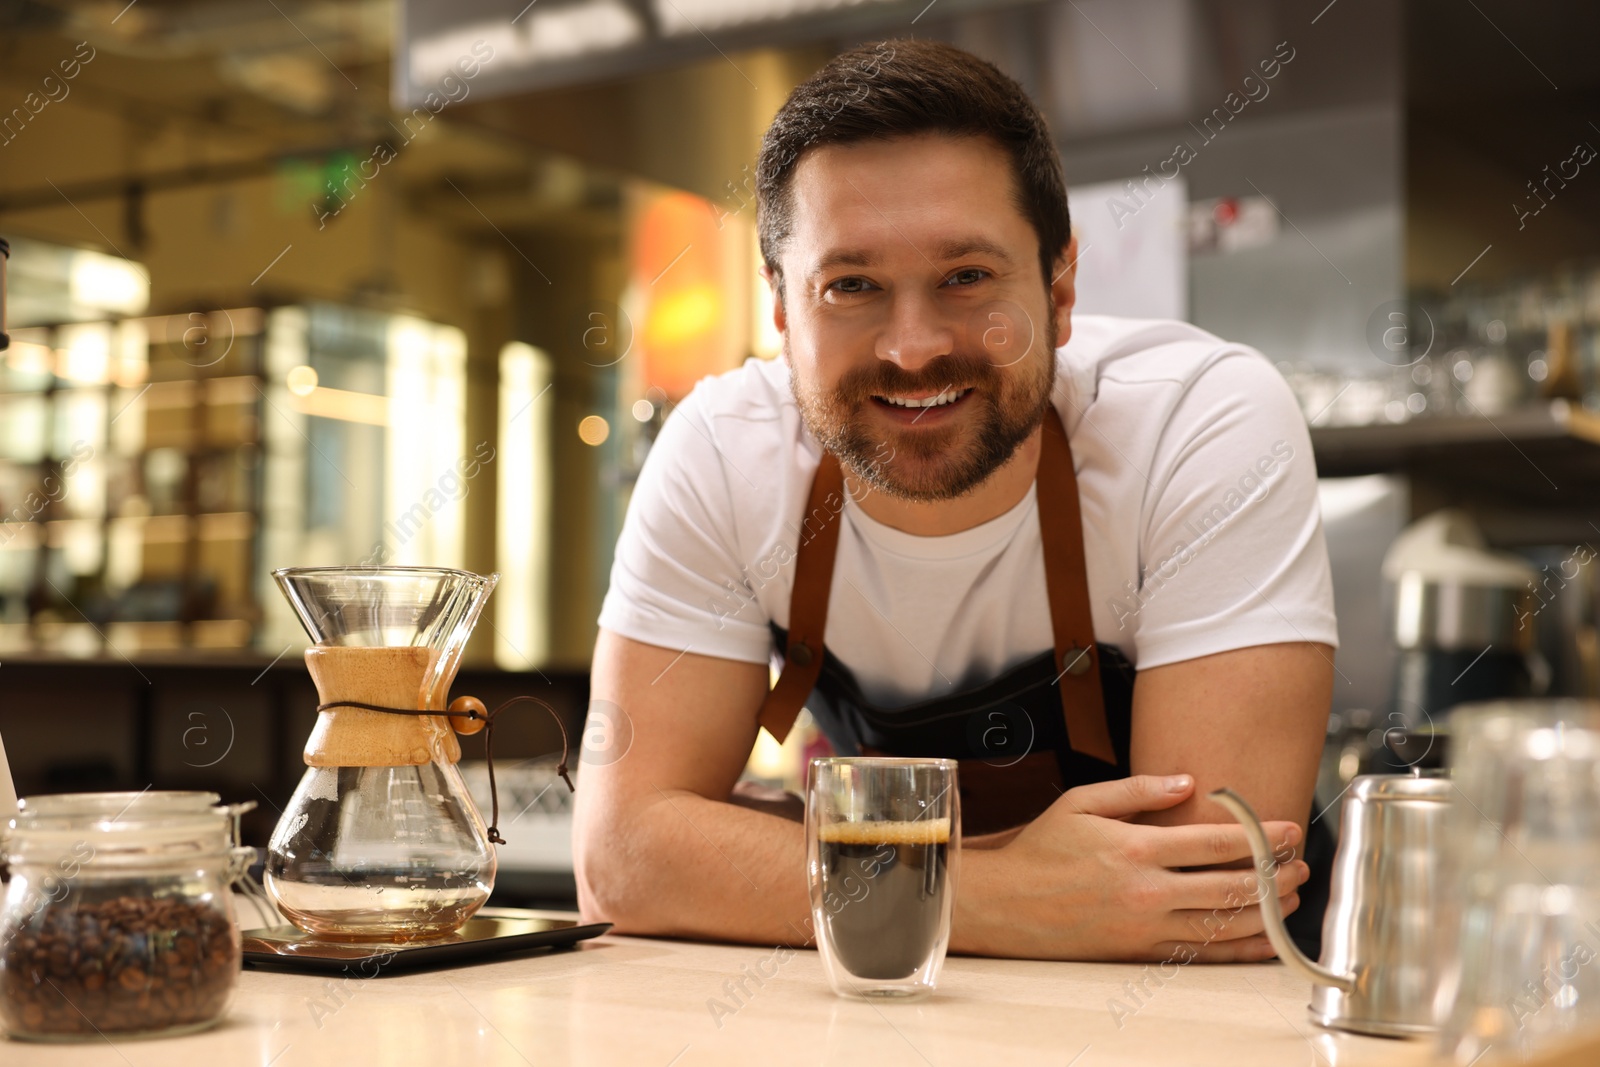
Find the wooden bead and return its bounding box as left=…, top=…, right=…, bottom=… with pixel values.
left=449, top=695, right=488, bottom=735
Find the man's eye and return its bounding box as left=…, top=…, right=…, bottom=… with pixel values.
left=829, top=277, right=873, bottom=294
left=944, top=269, right=988, bottom=287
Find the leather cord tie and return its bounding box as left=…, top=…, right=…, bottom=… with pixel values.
left=313, top=695, right=575, bottom=845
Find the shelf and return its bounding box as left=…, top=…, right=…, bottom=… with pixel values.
left=1312, top=402, right=1600, bottom=496
left=1310, top=401, right=1600, bottom=544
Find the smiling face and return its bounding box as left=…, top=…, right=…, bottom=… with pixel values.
left=767, top=133, right=1074, bottom=502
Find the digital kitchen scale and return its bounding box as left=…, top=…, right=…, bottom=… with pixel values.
left=241, top=908, right=611, bottom=975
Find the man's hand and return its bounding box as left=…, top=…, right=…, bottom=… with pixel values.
left=952, top=774, right=1307, bottom=962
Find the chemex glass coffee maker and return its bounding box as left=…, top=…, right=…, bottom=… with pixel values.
left=266, top=566, right=503, bottom=942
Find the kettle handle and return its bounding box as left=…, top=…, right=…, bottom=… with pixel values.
left=1209, top=788, right=1355, bottom=993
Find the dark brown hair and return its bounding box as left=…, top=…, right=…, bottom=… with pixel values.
left=756, top=37, right=1070, bottom=299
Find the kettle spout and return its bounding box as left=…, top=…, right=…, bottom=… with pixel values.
left=1209, top=788, right=1355, bottom=993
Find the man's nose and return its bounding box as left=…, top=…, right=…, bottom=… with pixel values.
left=874, top=288, right=957, bottom=372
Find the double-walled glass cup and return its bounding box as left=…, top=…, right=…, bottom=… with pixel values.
left=805, top=758, right=959, bottom=999
left=1437, top=700, right=1600, bottom=1064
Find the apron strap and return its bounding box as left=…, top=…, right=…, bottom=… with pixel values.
left=1037, top=406, right=1117, bottom=764
left=758, top=406, right=1116, bottom=765
left=757, top=451, right=845, bottom=743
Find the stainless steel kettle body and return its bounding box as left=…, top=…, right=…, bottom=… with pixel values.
left=1213, top=776, right=1454, bottom=1038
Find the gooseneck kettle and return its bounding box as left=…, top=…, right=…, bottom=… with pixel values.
left=1212, top=777, right=1454, bottom=1038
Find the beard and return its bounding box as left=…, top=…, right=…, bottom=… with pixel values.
left=790, top=309, right=1058, bottom=503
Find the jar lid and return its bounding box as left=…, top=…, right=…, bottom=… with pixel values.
left=15, top=790, right=223, bottom=825
left=5, top=790, right=233, bottom=867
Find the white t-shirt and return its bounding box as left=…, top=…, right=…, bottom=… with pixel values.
left=598, top=315, right=1338, bottom=709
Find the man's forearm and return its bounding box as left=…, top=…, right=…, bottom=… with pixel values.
left=579, top=787, right=815, bottom=946
left=1128, top=643, right=1334, bottom=849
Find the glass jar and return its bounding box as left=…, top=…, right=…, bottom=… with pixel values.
left=0, top=791, right=250, bottom=1042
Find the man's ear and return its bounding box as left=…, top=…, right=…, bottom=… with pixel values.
left=1049, top=234, right=1078, bottom=345
left=759, top=262, right=787, bottom=337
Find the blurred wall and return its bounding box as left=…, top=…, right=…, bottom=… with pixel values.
left=0, top=32, right=611, bottom=665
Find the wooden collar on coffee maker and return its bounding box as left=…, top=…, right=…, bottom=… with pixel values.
left=313, top=694, right=575, bottom=846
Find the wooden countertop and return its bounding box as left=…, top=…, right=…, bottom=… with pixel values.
left=4, top=928, right=1433, bottom=1066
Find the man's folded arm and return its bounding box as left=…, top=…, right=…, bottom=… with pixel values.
left=1128, top=641, right=1334, bottom=842
left=574, top=628, right=818, bottom=945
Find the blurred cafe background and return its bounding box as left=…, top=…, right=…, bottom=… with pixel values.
left=1, top=0, right=1598, bottom=905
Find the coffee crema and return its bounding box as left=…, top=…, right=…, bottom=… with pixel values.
left=817, top=819, right=951, bottom=845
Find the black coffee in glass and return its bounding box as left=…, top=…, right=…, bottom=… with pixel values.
left=816, top=819, right=951, bottom=980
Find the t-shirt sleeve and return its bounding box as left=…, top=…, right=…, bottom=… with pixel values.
left=597, top=391, right=775, bottom=665
left=1128, top=350, right=1339, bottom=669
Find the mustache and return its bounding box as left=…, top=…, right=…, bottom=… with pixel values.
left=832, top=353, right=999, bottom=404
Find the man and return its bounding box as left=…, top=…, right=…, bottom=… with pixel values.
left=575, top=38, right=1336, bottom=963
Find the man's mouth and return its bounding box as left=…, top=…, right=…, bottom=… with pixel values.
left=870, top=386, right=973, bottom=410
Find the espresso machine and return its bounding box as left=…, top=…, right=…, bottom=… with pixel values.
left=1377, top=510, right=1541, bottom=769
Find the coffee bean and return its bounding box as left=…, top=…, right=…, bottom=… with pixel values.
left=1, top=894, right=238, bottom=1037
